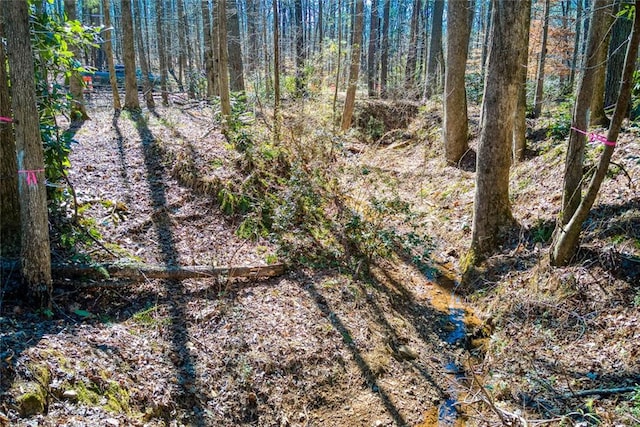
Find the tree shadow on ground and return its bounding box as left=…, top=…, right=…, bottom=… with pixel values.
left=126, top=111, right=206, bottom=426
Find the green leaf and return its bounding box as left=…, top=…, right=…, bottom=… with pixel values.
left=74, top=309, right=92, bottom=318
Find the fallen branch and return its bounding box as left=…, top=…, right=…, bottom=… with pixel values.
left=1, top=261, right=285, bottom=281
left=561, top=386, right=638, bottom=399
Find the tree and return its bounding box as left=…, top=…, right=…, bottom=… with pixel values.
left=340, top=0, right=364, bottom=131
left=604, top=0, right=634, bottom=109
left=0, top=6, right=20, bottom=256
left=101, top=0, right=121, bottom=110
left=551, top=0, right=640, bottom=266
left=513, top=0, right=532, bottom=162
left=201, top=0, right=216, bottom=99
left=568, top=0, right=583, bottom=91
left=217, top=0, right=232, bottom=123
left=589, top=2, right=615, bottom=126
left=531, top=0, right=550, bottom=118
left=367, top=0, right=379, bottom=97
left=424, top=0, right=444, bottom=99
left=294, top=0, right=305, bottom=97
left=64, top=0, right=89, bottom=122
left=468, top=0, right=531, bottom=261
left=155, top=0, right=169, bottom=105
left=560, top=0, right=611, bottom=225
left=121, top=0, right=139, bottom=110
left=404, top=0, right=422, bottom=95
left=5, top=0, right=52, bottom=308
left=380, top=0, right=390, bottom=98
left=443, top=0, right=473, bottom=165
left=227, top=0, right=245, bottom=93
left=134, top=0, right=154, bottom=108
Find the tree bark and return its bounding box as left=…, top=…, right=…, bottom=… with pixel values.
left=551, top=0, right=640, bottom=266
left=201, top=0, right=216, bottom=99
left=513, top=0, right=532, bottom=162
left=273, top=0, right=280, bottom=141
left=0, top=6, right=20, bottom=256
left=294, top=0, right=305, bottom=97
left=604, top=0, right=632, bottom=110
left=469, top=0, right=530, bottom=261
left=155, top=0, right=169, bottom=105
left=367, top=0, right=379, bottom=97
left=532, top=0, right=550, bottom=118
left=443, top=0, right=473, bottom=165
left=560, top=0, right=610, bottom=224
left=121, top=0, right=140, bottom=110
left=134, top=0, right=154, bottom=108
left=6, top=0, right=53, bottom=308
left=568, top=0, right=583, bottom=92
left=64, top=0, right=90, bottom=122
left=404, top=0, right=422, bottom=95
left=380, top=0, right=390, bottom=98
left=227, top=0, right=245, bottom=93
left=424, top=0, right=444, bottom=100
left=589, top=2, right=615, bottom=126
left=340, top=0, right=364, bottom=131
left=101, top=0, right=121, bottom=110
left=217, top=0, right=232, bottom=123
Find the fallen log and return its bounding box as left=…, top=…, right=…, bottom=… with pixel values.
left=1, top=261, right=285, bottom=281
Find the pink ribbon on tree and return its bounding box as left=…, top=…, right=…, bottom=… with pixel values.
left=0, top=116, right=13, bottom=123
left=571, top=126, right=616, bottom=147
left=18, top=169, right=45, bottom=186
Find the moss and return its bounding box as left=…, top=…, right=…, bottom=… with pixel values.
left=104, top=381, right=130, bottom=413
left=16, top=362, right=51, bottom=416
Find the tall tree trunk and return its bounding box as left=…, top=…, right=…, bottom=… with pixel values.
left=589, top=2, right=615, bottom=126
left=568, top=0, right=583, bottom=92
left=404, top=0, right=421, bottom=95
left=6, top=0, right=53, bottom=308
left=551, top=0, right=640, bottom=266
left=443, top=0, right=473, bottom=165
left=201, top=0, right=216, bottom=99
left=0, top=6, right=20, bottom=256
left=340, top=0, right=364, bottom=131
left=134, top=0, right=154, bottom=108
left=294, top=0, right=305, bottom=97
left=155, top=0, right=169, bottom=105
left=176, top=0, right=188, bottom=92
left=367, top=0, right=379, bottom=97
left=380, top=0, right=390, bottom=98
left=532, top=0, right=550, bottom=118
left=101, top=0, right=121, bottom=110
left=513, top=0, right=532, bottom=162
left=560, top=0, right=610, bottom=224
left=64, top=0, right=90, bottom=122
left=480, top=0, right=493, bottom=79
left=273, top=0, right=280, bottom=141
left=246, top=0, right=259, bottom=75
left=121, top=0, right=140, bottom=110
left=604, top=0, right=633, bottom=109
left=218, top=0, right=232, bottom=123
left=227, top=0, right=245, bottom=93
left=468, top=0, right=530, bottom=262
left=424, top=0, right=444, bottom=99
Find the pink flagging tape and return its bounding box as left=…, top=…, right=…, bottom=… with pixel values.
left=0, top=116, right=12, bottom=123
left=571, top=126, right=616, bottom=147
left=18, top=169, right=45, bottom=186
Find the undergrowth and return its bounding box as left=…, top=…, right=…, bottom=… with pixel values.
left=219, top=99, right=433, bottom=275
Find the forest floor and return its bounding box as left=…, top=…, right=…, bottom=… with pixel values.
left=1, top=92, right=640, bottom=426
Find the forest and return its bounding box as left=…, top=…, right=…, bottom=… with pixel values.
left=1, top=0, right=640, bottom=425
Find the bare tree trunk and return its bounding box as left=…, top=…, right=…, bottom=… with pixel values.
left=340, top=0, right=364, bottom=131
left=273, top=0, right=280, bottom=142
left=101, top=0, right=121, bottom=110
left=367, top=0, right=379, bottom=97
left=201, top=0, right=216, bottom=99
left=532, top=0, right=550, bottom=118
left=6, top=0, right=53, bottom=308
left=568, top=0, right=583, bottom=92
left=64, top=0, right=90, bottom=122
left=227, top=0, right=245, bottom=92
left=551, top=0, right=640, bottom=266
left=156, top=0, right=169, bottom=105
left=560, top=0, right=610, bottom=224
left=380, top=0, right=390, bottom=98
left=405, top=0, right=422, bottom=95
left=443, top=0, right=473, bottom=165
left=513, top=0, right=532, bottom=162
left=294, top=0, right=305, bottom=97
left=468, top=0, right=530, bottom=262
left=589, top=2, right=615, bottom=126
left=218, top=0, right=232, bottom=123
left=134, top=0, right=154, bottom=108
left=121, top=0, right=140, bottom=110
left=0, top=6, right=20, bottom=256
left=605, top=0, right=633, bottom=109
left=425, top=0, right=444, bottom=100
